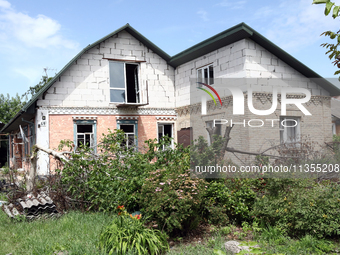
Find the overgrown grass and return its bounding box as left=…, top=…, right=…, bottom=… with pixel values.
left=0, top=209, right=113, bottom=255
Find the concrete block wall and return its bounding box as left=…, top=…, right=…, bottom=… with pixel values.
left=37, top=30, right=175, bottom=108
left=175, top=38, right=330, bottom=111
left=187, top=94, right=332, bottom=166
left=175, top=39, right=248, bottom=108
left=244, top=38, right=330, bottom=96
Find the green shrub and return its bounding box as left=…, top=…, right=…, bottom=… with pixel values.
left=190, top=135, right=224, bottom=167
left=99, top=215, right=168, bottom=255
left=252, top=179, right=340, bottom=238
left=205, top=179, right=256, bottom=223
left=140, top=168, right=207, bottom=235
left=57, top=130, right=190, bottom=212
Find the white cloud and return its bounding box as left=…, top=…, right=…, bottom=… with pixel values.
left=0, top=0, right=79, bottom=97
left=197, top=10, right=209, bottom=22
left=0, top=0, right=78, bottom=49
left=254, top=0, right=340, bottom=52
left=0, top=0, right=11, bottom=10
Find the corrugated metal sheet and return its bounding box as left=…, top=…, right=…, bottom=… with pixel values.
left=2, top=191, right=60, bottom=220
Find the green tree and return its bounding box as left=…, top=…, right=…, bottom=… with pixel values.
left=22, top=76, right=52, bottom=100
left=0, top=76, right=52, bottom=125
left=0, top=93, right=25, bottom=124
left=313, top=0, right=340, bottom=78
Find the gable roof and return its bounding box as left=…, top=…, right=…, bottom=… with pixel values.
left=1, top=23, right=171, bottom=133
left=20, top=23, right=171, bottom=116
left=2, top=22, right=340, bottom=133
left=170, top=22, right=340, bottom=96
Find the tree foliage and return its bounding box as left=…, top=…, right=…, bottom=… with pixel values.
left=0, top=76, right=51, bottom=126
left=0, top=93, right=25, bottom=124
left=313, top=0, right=340, bottom=78
left=22, top=76, right=52, bottom=100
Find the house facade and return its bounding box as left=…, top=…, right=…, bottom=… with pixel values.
left=2, top=23, right=340, bottom=174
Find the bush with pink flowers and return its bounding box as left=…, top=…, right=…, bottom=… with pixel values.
left=140, top=168, right=208, bottom=235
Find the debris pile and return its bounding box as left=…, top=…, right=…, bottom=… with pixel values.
left=2, top=191, right=61, bottom=220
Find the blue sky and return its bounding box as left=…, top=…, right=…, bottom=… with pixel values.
left=1, top=0, right=340, bottom=98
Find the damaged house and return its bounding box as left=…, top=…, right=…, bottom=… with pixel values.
left=1, top=22, right=340, bottom=173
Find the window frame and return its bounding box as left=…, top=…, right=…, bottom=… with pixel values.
left=109, top=61, right=140, bottom=104
left=73, top=120, right=97, bottom=152
left=157, top=122, right=174, bottom=150
left=117, top=119, right=138, bottom=150
left=280, top=117, right=300, bottom=145
left=197, top=64, right=214, bottom=85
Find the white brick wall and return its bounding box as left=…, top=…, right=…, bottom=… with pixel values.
left=174, top=38, right=330, bottom=109
left=37, top=30, right=175, bottom=108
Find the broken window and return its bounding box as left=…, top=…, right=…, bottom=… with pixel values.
left=158, top=123, right=174, bottom=150
left=109, top=62, right=140, bottom=103
left=280, top=117, right=300, bottom=145
left=197, top=64, right=214, bottom=85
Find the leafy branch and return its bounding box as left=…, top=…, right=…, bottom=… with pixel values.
left=313, top=0, right=340, bottom=78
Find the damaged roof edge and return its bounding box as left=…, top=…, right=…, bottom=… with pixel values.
left=1, top=23, right=171, bottom=133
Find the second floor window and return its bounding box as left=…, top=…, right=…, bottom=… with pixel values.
left=109, top=62, right=140, bottom=103
left=197, top=64, right=214, bottom=85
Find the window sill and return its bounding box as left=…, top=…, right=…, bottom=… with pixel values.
left=113, top=103, right=149, bottom=107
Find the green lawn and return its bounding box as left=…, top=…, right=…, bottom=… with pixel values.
left=0, top=210, right=112, bottom=255
left=1, top=209, right=339, bottom=255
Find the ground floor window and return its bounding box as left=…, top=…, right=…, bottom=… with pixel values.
left=158, top=123, right=174, bottom=149
left=117, top=119, right=138, bottom=150
left=280, top=117, right=300, bottom=145
left=74, top=120, right=97, bottom=151
left=120, top=124, right=135, bottom=149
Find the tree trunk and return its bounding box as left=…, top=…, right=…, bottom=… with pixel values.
left=26, top=153, right=36, bottom=192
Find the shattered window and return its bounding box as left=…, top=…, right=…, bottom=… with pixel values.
left=109, top=62, right=140, bottom=103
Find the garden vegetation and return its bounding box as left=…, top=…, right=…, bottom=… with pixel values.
left=2, top=131, right=340, bottom=254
